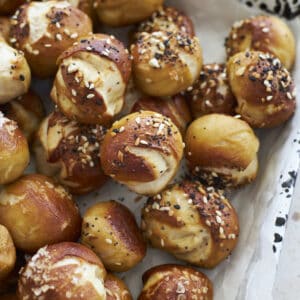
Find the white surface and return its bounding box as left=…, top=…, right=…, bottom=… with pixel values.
left=274, top=182, right=300, bottom=300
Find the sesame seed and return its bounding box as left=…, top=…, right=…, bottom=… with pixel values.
left=117, top=151, right=124, bottom=162
left=152, top=202, right=160, bottom=210
left=71, top=89, right=77, bottom=97
left=205, top=100, right=213, bottom=107
left=228, top=233, right=236, bottom=239
left=259, top=53, right=267, bottom=60
left=119, top=126, right=125, bottom=133
left=287, top=92, right=293, bottom=100
left=87, top=94, right=95, bottom=99
left=56, top=33, right=62, bottom=41
left=264, top=80, right=271, bottom=88
left=262, top=27, right=270, bottom=33
left=216, top=215, right=222, bottom=224
left=157, top=123, right=165, bottom=135
left=140, top=140, right=148, bottom=145
left=235, top=66, right=246, bottom=76
left=149, top=58, right=160, bottom=68
left=200, top=82, right=207, bottom=89
left=266, top=95, right=273, bottom=101
left=159, top=207, right=170, bottom=211
left=135, top=138, right=140, bottom=145
left=105, top=238, right=113, bottom=244
left=70, top=33, right=78, bottom=39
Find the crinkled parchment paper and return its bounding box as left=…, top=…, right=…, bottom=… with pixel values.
left=31, top=1, right=300, bottom=299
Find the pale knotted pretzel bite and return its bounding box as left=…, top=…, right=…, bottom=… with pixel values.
left=10, top=1, right=92, bottom=77
left=51, top=34, right=131, bottom=125
left=227, top=51, right=296, bottom=128
left=81, top=200, right=146, bottom=272
left=185, top=114, right=259, bottom=188
left=34, top=111, right=107, bottom=195
left=100, top=111, right=184, bottom=195
left=131, top=31, right=202, bottom=97
left=142, top=181, right=239, bottom=268
left=0, top=174, right=81, bottom=253
left=18, top=242, right=107, bottom=300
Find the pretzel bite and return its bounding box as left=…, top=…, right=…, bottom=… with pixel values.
left=227, top=51, right=296, bottom=128
left=81, top=200, right=146, bottom=272
left=138, top=264, right=213, bottom=299
left=142, top=181, right=239, bottom=268
left=0, top=225, right=16, bottom=281
left=0, top=174, right=81, bottom=253
left=101, top=111, right=184, bottom=195
left=34, top=111, right=107, bottom=195
left=0, top=39, right=30, bottom=104
left=0, top=0, right=25, bottom=15
left=185, top=114, right=259, bottom=188
left=0, top=17, right=10, bottom=41
left=225, top=15, right=296, bottom=70
left=136, top=6, right=195, bottom=37
left=185, top=63, right=236, bottom=118
left=0, top=90, right=44, bottom=141
left=51, top=34, right=131, bottom=125
left=131, top=31, right=202, bottom=97
left=131, top=95, right=192, bottom=135
left=18, top=242, right=107, bottom=300
left=0, top=113, right=29, bottom=185
left=10, top=1, right=92, bottom=78
left=105, top=273, right=132, bottom=300
left=94, top=0, right=164, bottom=27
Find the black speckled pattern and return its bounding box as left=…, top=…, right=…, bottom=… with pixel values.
left=240, top=0, right=300, bottom=19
